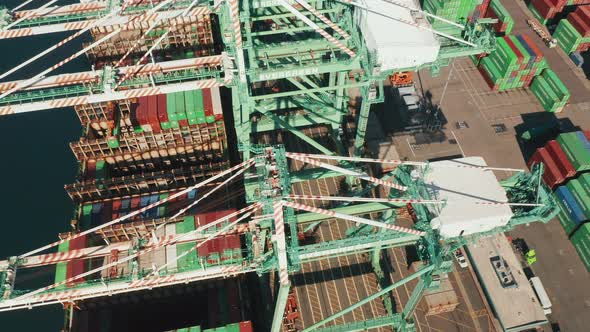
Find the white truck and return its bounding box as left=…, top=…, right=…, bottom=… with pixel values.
left=530, top=276, right=552, bottom=315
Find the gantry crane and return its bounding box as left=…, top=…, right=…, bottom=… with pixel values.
left=0, top=0, right=497, bottom=156
left=0, top=1, right=531, bottom=332
left=0, top=145, right=558, bottom=332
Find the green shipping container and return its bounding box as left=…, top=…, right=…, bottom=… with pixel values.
left=226, top=323, right=240, bottom=332
left=541, top=68, right=570, bottom=102
left=176, top=216, right=199, bottom=271
left=557, top=132, right=590, bottom=171
left=54, top=241, right=70, bottom=288
left=176, top=92, right=187, bottom=120
left=566, top=180, right=590, bottom=218
left=571, top=223, right=590, bottom=272
left=166, top=93, right=176, bottom=119
left=554, top=194, right=577, bottom=235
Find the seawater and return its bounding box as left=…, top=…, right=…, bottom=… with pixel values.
left=0, top=0, right=89, bottom=329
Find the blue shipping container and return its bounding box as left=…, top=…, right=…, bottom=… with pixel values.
left=516, top=35, right=536, bottom=67
left=140, top=196, right=150, bottom=207
left=121, top=198, right=131, bottom=210
left=188, top=189, right=197, bottom=200
left=575, top=132, right=590, bottom=154
left=570, top=52, right=584, bottom=68
left=556, top=186, right=587, bottom=225
left=92, top=203, right=103, bottom=214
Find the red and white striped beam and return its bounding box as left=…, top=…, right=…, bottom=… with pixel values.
left=288, top=194, right=444, bottom=205
left=286, top=195, right=544, bottom=207
left=283, top=201, right=426, bottom=236
left=273, top=202, right=290, bottom=286
left=0, top=56, right=221, bottom=94
left=294, top=0, right=351, bottom=40
left=0, top=79, right=224, bottom=115
left=0, top=0, right=193, bottom=102
left=285, top=152, right=525, bottom=172
left=0, top=264, right=255, bottom=312
left=18, top=159, right=254, bottom=259
left=0, top=7, right=211, bottom=40
left=227, top=0, right=247, bottom=82
left=276, top=0, right=356, bottom=57
left=14, top=2, right=106, bottom=20
left=285, top=152, right=407, bottom=191
left=148, top=205, right=262, bottom=278
left=10, top=203, right=261, bottom=303
left=115, top=3, right=211, bottom=88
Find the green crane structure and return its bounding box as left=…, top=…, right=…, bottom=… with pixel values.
left=0, top=1, right=553, bottom=332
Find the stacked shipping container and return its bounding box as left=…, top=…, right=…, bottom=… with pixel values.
left=485, top=0, right=514, bottom=34
left=477, top=35, right=548, bottom=90
left=530, top=68, right=570, bottom=112
left=553, top=7, right=590, bottom=54
left=528, top=0, right=567, bottom=24
left=527, top=131, right=590, bottom=271
left=422, top=0, right=479, bottom=36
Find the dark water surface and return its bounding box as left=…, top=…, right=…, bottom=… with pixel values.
left=0, top=0, right=88, bottom=329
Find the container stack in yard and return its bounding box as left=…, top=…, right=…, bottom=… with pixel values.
left=476, top=35, right=548, bottom=90
left=421, top=0, right=479, bottom=35
left=485, top=0, right=514, bottom=35
left=530, top=68, right=570, bottom=112
left=473, top=33, right=571, bottom=112
left=553, top=6, right=590, bottom=54
left=528, top=0, right=567, bottom=24
left=527, top=131, right=590, bottom=271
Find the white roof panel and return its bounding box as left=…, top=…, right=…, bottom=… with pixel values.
left=424, top=157, right=514, bottom=238
left=356, top=0, right=440, bottom=71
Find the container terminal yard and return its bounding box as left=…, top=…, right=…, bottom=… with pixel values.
left=0, top=0, right=589, bottom=331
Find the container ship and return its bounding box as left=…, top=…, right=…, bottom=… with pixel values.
left=0, top=0, right=564, bottom=331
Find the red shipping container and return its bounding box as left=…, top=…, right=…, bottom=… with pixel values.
left=546, top=140, right=576, bottom=178
left=85, top=160, right=96, bottom=180
left=202, top=88, right=214, bottom=117
left=577, top=5, right=590, bottom=22
left=112, top=199, right=122, bottom=211
left=531, top=0, right=556, bottom=19
left=147, top=95, right=161, bottom=133
left=577, top=42, right=590, bottom=52
left=66, top=235, right=87, bottom=286
left=568, top=12, right=590, bottom=37
left=520, top=34, right=543, bottom=63
left=505, top=36, right=524, bottom=64
left=101, top=201, right=113, bottom=224
left=131, top=196, right=141, bottom=210
left=179, top=119, right=189, bottom=127
left=156, top=94, right=168, bottom=123
left=240, top=321, right=254, bottom=332
left=477, top=65, right=498, bottom=90
left=530, top=148, right=565, bottom=187
left=135, top=97, right=149, bottom=125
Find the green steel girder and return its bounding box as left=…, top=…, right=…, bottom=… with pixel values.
left=261, top=112, right=336, bottom=155
left=270, top=282, right=291, bottom=332
left=251, top=81, right=368, bottom=100
left=251, top=60, right=358, bottom=82
left=252, top=7, right=341, bottom=21
left=0, top=85, right=96, bottom=106
left=254, top=97, right=343, bottom=114
left=252, top=39, right=343, bottom=57
left=295, top=202, right=401, bottom=224
left=400, top=277, right=428, bottom=330
left=297, top=231, right=420, bottom=263
left=313, top=316, right=401, bottom=332
left=12, top=10, right=109, bottom=29
left=250, top=112, right=341, bottom=132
